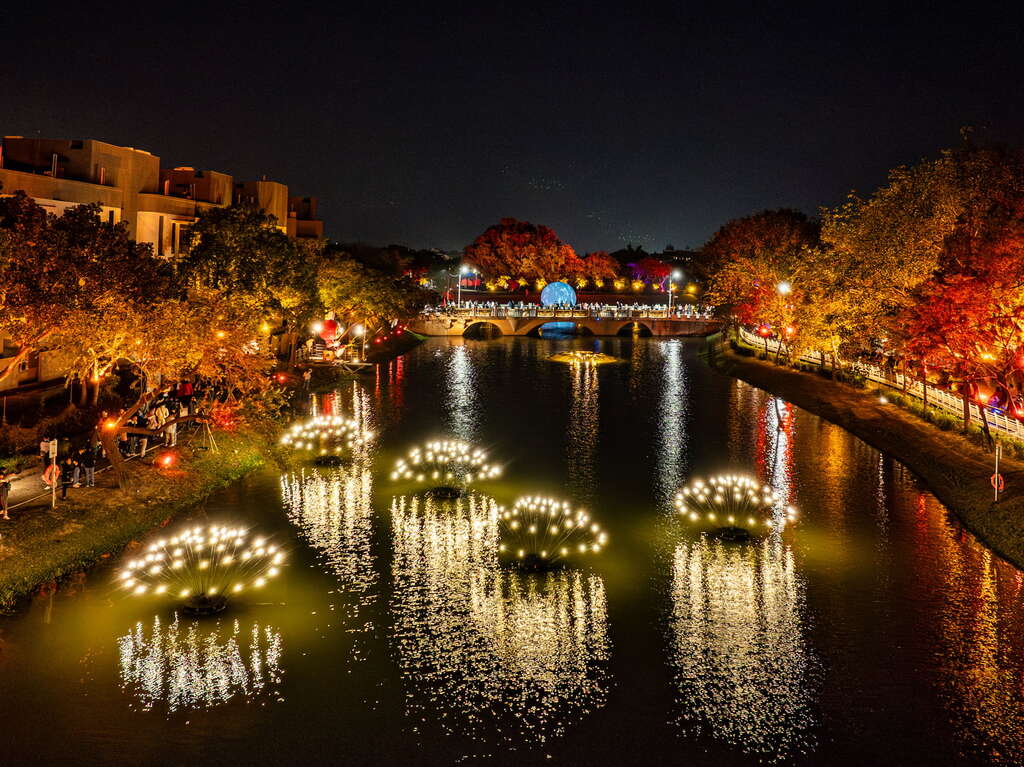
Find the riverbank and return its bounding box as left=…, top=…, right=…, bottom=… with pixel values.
left=710, top=340, right=1024, bottom=570
left=0, top=431, right=265, bottom=608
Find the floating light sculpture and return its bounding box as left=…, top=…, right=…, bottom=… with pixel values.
left=547, top=350, right=619, bottom=365
left=117, top=525, right=285, bottom=614
left=280, top=414, right=373, bottom=463
left=499, top=495, right=607, bottom=568
left=674, top=474, right=797, bottom=538
left=390, top=440, right=501, bottom=497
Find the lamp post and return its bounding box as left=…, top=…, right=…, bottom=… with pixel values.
left=667, top=270, right=682, bottom=317
left=353, top=324, right=365, bottom=361
left=457, top=265, right=473, bottom=308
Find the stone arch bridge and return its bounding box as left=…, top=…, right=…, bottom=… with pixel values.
left=407, top=308, right=721, bottom=338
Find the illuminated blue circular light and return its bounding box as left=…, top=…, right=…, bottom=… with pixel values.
left=540, top=281, right=577, bottom=307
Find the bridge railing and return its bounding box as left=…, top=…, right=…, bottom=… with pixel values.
left=738, top=327, right=1024, bottom=440
left=421, top=306, right=716, bottom=321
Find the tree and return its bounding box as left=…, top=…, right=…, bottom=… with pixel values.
left=632, top=257, right=672, bottom=284
left=64, top=289, right=275, bottom=488
left=178, top=204, right=319, bottom=327
left=0, top=193, right=170, bottom=388
left=582, top=251, right=620, bottom=282
left=894, top=173, right=1024, bottom=441
left=317, top=254, right=428, bottom=332
left=697, top=209, right=818, bottom=282
left=464, top=218, right=585, bottom=280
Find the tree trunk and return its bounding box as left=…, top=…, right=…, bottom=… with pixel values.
left=979, top=403, right=994, bottom=450
left=89, top=379, right=100, bottom=406
left=922, top=378, right=928, bottom=414
left=77, top=378, right=89, bottom=407
left=962, top=392, right=972, bottom=427
left=98, top=425, right=131, bottom=490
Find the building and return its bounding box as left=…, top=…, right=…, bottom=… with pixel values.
left=0, top=136, right=325, bottom=252
left=0, top=134, right=326, bottom=391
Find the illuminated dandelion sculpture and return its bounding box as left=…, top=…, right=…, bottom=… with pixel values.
left=390, top=440, right=501, bottom=498
left=548, top=350, right=619, bottom=366
left=499, top=495, right=607, bottom=569
left=674, top=475, right=797, bottom=540
left=117, top=525, right=285, bottom=615
left=279, top=414, right=373, bottom=464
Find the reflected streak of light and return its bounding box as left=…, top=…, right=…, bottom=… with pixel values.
left=668, top=538, right=817, bottom=760
left=446, top=345, right=478, bottom=441
left=390, top=494, right=610, bottom=745
left=919, top=491, right=1024, bottom=763
left=567, top=362, right=599, bottom=506
left=118, top=615, right=283, bottom=713
left=656, top=339, right=689, bottom=505
left=280, top=467, right=376, bottom=611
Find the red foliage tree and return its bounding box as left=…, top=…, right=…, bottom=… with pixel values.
left=632, top=257, right=672, bottom=283
left=464, top=218, right=584, bottom=280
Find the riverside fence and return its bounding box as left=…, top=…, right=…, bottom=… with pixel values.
left=737, top=327, right=1024, bottom=441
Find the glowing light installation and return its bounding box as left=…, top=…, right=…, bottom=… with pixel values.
left=390, top=440, right=501, bottom=494
left=547, top=350, right=619, bottom=365
left=499, top=496, right=607, bottom=567
left=674, top=475, right=797, bottom=533
left=117, top=525, right=285, bottom=613
left=280, top=414, right=374, bottom=461
left=118, top=615, right=283, bottom=713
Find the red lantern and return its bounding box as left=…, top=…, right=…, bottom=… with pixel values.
left=319, top=319, right=339, bottom=343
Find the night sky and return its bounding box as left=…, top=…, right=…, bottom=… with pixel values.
left=5, top=2, right=1023, bottom=252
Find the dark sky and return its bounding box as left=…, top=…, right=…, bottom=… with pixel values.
left=4, top=2, right=1023, bottom=252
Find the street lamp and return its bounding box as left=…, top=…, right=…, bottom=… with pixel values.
left=353, top=324, right=365, bottom=361
left=458, top=265, right=472, bottom=308
left=667, top=270, right=682, bottom=316
left=777, top=281, right=792, bottom=295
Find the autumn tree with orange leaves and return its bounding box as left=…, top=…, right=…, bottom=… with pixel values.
left=464, top=218, right=585, bottom=281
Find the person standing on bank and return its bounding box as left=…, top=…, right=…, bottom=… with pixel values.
left=59, top=455, right=77, bottom=500
left=0, top=471, right=13, bottom=519
left=80, top=445, right=97, bottom=488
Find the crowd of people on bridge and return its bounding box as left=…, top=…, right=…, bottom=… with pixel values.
left=422, top=300, right=714, bottom=319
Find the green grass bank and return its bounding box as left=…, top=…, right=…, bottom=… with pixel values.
left=0, top=432, right=265, bottom=608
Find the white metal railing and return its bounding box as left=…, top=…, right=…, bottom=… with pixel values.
left=737, top=327, right=1024, bottom=440
left=422, top=305, right=716, bottom=321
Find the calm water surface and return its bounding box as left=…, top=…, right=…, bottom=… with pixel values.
left=2, top=336, right=1024, bottom=766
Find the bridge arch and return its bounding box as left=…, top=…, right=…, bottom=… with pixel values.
left=463, top=320, right=505, bottom=338
left=615, top=320, right=653, bottom=337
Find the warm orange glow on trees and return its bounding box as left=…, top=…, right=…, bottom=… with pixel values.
left=464, top=218, right=585, bottom=281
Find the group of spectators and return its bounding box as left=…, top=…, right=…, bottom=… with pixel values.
left=422, top=300, right=714, bottom=319
left=21, top=380, right=202, bottom=508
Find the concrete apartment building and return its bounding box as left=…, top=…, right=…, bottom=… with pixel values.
left=0, top=135, right=325, bottom=391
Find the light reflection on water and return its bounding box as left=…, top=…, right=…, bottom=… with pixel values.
left=280, top=467, right=376, bottom=616
left=8, top=337, right=1024, bottom=765
left=445, top=343, right=479, bottom=441
left=118, top=614, right=283, bottom=714
left=668, top=536, right=817, bottom=761
left=567, top=362, right=600, bottom=506
left=389, top=493, right=610, bottom=745
left=655, top=339, right=689, bottom=505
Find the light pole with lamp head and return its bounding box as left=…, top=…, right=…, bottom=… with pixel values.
left=668, top=270, right=682, bottom=316
left=457, top=265, right=470, bottom=307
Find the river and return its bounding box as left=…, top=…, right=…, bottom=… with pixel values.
left=1, top=335, right=1023, bottom=766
